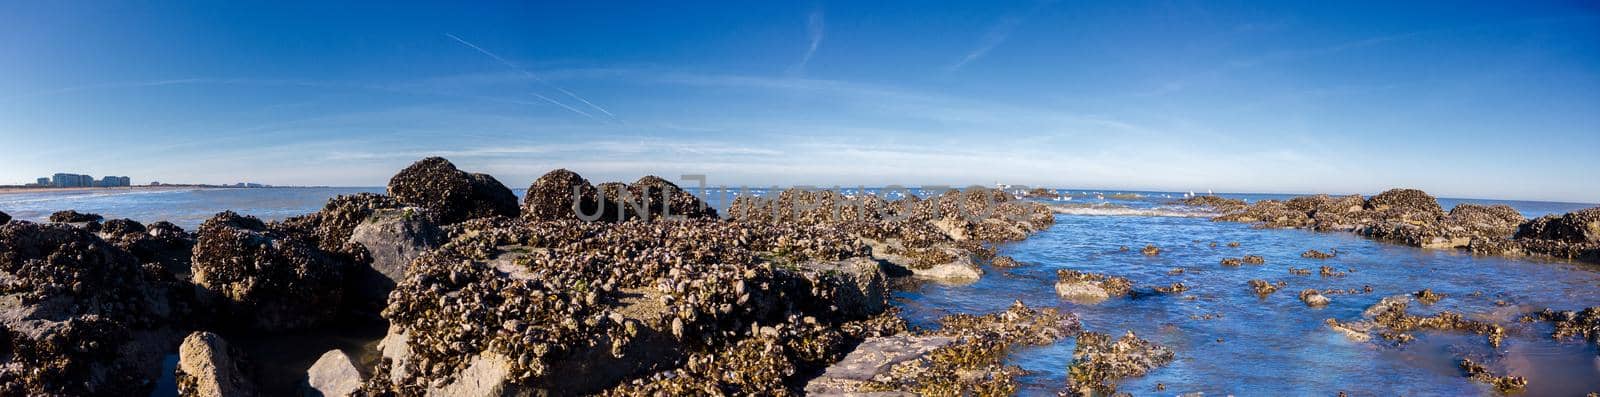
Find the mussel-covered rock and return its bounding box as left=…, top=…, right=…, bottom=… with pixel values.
left=618, top=175, right=718, bottom=220
left=1176, top=195, right=1246, bottom=212
left=49, top=210, right=103, bottom=223
left=0, top=221, right=178, bottom=396
left=387, top=157, right=518, bottom=224
left=1065, top=331, right=1174, bottom=396
left=1055, top=269, right=1132, bottom=304
left=1365, top=188, right=1445, bottom=215
left=803, top=335, right=958, bottom=394
left=191, top=211, right=344, bottom=331
left=176, top=331, right=255, bottom=397
left=1459, top=357, right=1527, bottom=393
left=838, top=301, right=1076, bottom=396
left=523, top=168, right=611, bottom=222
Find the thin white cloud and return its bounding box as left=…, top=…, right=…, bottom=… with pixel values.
left=949, top=0, right=1055, bottom=71
left=443, top=33, right=617, bottom=121
left=789, top=9, right=826, bottom=75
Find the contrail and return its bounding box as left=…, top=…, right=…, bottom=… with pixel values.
left=444, top=33, right=615, bottom=120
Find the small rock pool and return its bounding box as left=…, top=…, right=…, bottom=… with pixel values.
left=895, top=211, right=1600, bottom=395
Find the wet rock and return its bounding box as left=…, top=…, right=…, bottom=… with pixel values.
left=1176, top=195, right=1247, bottom=212
left=1220, top=257, right=1242, bottom=267
left=803, top=335, right=959, bottom=394
left=1325, top=319, right=1373, bottom=342
left=1299, top=289, right=1330, bottom=307
left=1227, top=241, right=1241, bottom=247
left=387, top=157, right=518, bottom=224
left=850, top=302, right=1075, bottom=396
left=1065, top=331, right=1175, bottom=396
left=1242, top=255, right=1265, bottom=265
left=1024, top=187, right=1061, bottom=200
left=1140, top=244, right=1161, bottom=256
left=1056, top=269, right=1132, bottom=304
left=1459, top=357, right=1527, bottom=393
left=1247, top=279, right=1283, bottom=298
left=191, top=211, right=344, bottom=331
left=1214, top=200, right=1312, bottom=228
left=991, top=255, right=1022, bottom=268
left=1511, top=207, right=1600, bottom=262
left=49, top=210, right=103, bottom=223
left=1152, top=282, right=1188, bottom=294
left=866, top=240, right=981, bottom=283
left=1366, top=297, right=1505, bottom=347
left=307, top=349, right=364, bottom=397
left=176, top=331, right=255, bottom=397
left=0, top=210, right=9, bottom=224
left=1302, top=249, right=1336, bottom=259
left=795, top=257, right=889, bottom=319
left=1414, top=289, right=1444, bottom=305
left=1533, top=307, right=1600, bottom=347
left=346, top=207, right=441, bottom=311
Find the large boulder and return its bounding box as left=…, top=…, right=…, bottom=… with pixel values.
left=387, top=157, right=518, bottom=224
left=191, top=211, right=344, bottom=331
left=0, top=210, right=10, bottom=224
left=1446, top=204, right=1524, bottom=237
left=1365, top=188, right=1444, bottom=216
left=795, top=257, right=888, bottom=319
left=523, top=168, right=609, bottom=222
left=176, top=331, right=255, bottom=397
left=48, top=210, right=103, bottom=223
left=1515, top=207, right=1600, bottom=243
left=619, top=176, right=718, bottom=220
left=0, top=222, right=178, bottom=396
left=345, top=208, right=441, bottom=311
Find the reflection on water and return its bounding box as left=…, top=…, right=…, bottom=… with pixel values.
left=898, top=213, right=1600, bottom=395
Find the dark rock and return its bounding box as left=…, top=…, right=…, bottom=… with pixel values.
left=1459, top=357, right=1527, bottom=393
left=1176, top=195, right=1246, bottom=212
left=49, top=210, right=103, bottom=223
left=523, top=168, right=612, bottom=222
left=1365, top=188, right=1445, bottom=215
left=1447, top=204, right=1524, bottom=237
left=619, top=176, right=718, bottom=220
left=0, top=222, right=175, bottom=396
left=176, top=331, right=255, bottom=397
left=1056, top=269, right=1132, bottom=304
left=1515, top=207, right=1600, bottom=243
left=386, top=157, right=518, bottom=224
left=0, top=210, right=9, bottom=224
left=191, top=211, right=344, bottom=331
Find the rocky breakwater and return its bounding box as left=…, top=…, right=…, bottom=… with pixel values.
left=1182, top=189, right=1600, bottom=264
left=727, top=186, right=1055, bottom=284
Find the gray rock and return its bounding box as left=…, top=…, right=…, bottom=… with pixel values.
left=804, top=335, right=957, bottom=395
left=347, top=208, right=441, bottom=309
left=176, top=331, right=255, bottom=397
left=306, top=349, right=364, bottom=397
left=1055, top=280, right=1112, bottom=304
left=797, top=257, right=888, bottom=319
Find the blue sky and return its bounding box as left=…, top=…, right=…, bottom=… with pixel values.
left=1, top=1, right=1597, bottom=202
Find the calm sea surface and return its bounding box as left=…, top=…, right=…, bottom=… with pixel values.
left=2, top=187, right=1596, bottom=395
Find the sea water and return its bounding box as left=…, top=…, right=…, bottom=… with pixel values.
left=3, top=188, right=1596, bottom=395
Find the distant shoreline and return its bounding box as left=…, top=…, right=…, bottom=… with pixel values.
left=0, top=185, right=327, bottom=195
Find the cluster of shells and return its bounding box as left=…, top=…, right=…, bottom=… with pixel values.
left=1064, top=330, right=1175, bottom=396
left=858, top=301, right=1080, bottom=396
left=1181, top=189, right=1600, bottom=264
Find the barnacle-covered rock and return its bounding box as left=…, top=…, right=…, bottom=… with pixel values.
left=1175, top=195, right=1246, bottom=212
left=1302, top=249, right=1336, bottom=259
left=49, top=210, right=103, bottom=223
left=175, top=331, right=255, bottom=397
left=523, top=168, right=613, bottom=222
left=1064, top=331, right=1175, bottom=396
left=1447, top=204, right=1524, bottom=237
left=839, top=302, right=1075, bottom=396
left=804, top=335, right=958, bottom=394
left=619, top=176, right=718, bottom=220
left=1511, top=207, right=1600, bottom=262
left=1366, top=188, right=1445, bottom=215
left=1363, top=297, right=1505, bottom=347
left=191, top=211, right=344, bottom=331
left=387, top=157, right=518, bottom=224
left=1055, top=269, right=1132, bottom=304
left=1299, top=289, right=1330, bottom=307
left=1459, top=357, right=1527, bottom=393
left=1247, top=279, right=1282, bottom=298
left=0, top=221, right=178, bottom=395
left=1533, top=307, right=1599, bottom=348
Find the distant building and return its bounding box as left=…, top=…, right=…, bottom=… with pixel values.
left=98, top=176, right=131, bottom=187
left=36, top=178, right=49, bottom=186
left=52, top=173, right=94, bottom=188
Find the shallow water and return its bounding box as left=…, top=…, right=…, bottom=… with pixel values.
left=3, top=188, right=1597, bottom=395
left=898, top=213, right=1600, bottom=395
